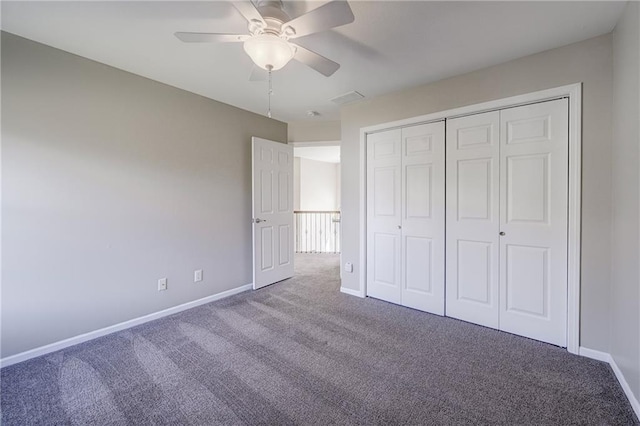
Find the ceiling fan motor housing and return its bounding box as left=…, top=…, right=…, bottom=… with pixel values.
left=254, top=0, right=291, bottom=36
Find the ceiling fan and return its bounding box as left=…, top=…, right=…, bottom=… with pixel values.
left=175, top=0, right=355, bottom=77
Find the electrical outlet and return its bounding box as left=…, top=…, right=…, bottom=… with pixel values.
left=158, top=278, right=167, bottom=291
left=344, top=262, right=353, bottom=273
left=194, top=269, right=203, bottom=283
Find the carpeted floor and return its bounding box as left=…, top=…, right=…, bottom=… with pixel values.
left=2, top=254, right=638, bottom=425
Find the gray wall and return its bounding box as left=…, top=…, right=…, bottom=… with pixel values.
left=611, top=1, right=640, bottom=400
left=1, top=33, right=287, bottom=358
left=340, top=34, right=613, bottom=352
left=288, top=120, right=341, bottom=142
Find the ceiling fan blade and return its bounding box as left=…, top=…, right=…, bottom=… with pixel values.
left=292, top=44, right=340, bottom=77
left=284, top=1, right=354, bottom=39
left=175, top=32, right=249, bottom=43
left=232, top=1, right=266, bottom=25
left=248, top=65, right=268, bottom=82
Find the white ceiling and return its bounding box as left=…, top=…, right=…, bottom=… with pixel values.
left=1, top=1, right=625, bottom=122
left=295, top=145, right=340, bottom=163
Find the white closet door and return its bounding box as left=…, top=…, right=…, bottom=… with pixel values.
left=401, top=122, right=445, bottom=314
left=367, top=129, right=402, bottom=304
left=446, top=111, right=500, bottom=329
left=498, top=99, right=568, bottom=346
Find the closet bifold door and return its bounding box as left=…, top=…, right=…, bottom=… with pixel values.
left=400, top=122, right=445, bottom=314
left=366, top=122, right=445, bottom=315
left=445, top=111, right=501, bottom=329
left=498, top=99, right=568, bottom=347
left=367, top=129, right=402, bottom=304
left=446, top=99, right=569, bottom=347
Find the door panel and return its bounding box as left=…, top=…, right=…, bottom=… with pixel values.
left=405, top=164, right=431, bottom=219
left=505, top=244, right=549, bottom=317
left=456, top=240, right=493, bottom=305
left=261, top=227, right=274, bottom=271
left=260, top=170, right=273, bottom=213
left=279, top=225, right=291, bottom=265
left=506, top=115, right=551, bottom=144
left=446, top=111, right=500, bottom=329
left=367, top=129, right=402, bottom=304
left=506, top=154, right=550, bottom=223
left=457, top=158, right=494, bottom=221
left=457, top=124, right=493, bottom=149
left=401, top=122, right=445, bottom=314
left=252, top=137, right=294, bottom=289
left=278, top=171, right=289, bottom=212
left=405, top=237, right=432, bottom=293
left=499, top=99, right=568, bottom=346
left=374, top=167, right=398, bottom=217
left=373, top=233, right=399, bottom=286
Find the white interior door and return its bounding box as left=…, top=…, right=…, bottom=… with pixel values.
left=446, top=111, right=501, bottom=329
left=252, top=137, right=294, bottom=290
left=400, top=122, right=445, bottom=314
left=498, top=99, right=568, bottom=346
left=366, top=129, right=402, bottom=304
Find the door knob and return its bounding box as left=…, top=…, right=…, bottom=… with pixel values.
left=254, top=218, right=267, bottom=223
left=398, top=225, right=402, bottom=230
left=499, top=231, right=505, bottom=236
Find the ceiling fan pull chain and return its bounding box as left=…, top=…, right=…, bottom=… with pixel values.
left=267, top=66, right=273, bottom=119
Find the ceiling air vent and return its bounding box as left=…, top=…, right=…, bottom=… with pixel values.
left=330, top=91, right=364, bottom=105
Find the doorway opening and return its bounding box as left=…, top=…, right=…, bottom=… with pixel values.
left=293, top=143, right=341, bottom=271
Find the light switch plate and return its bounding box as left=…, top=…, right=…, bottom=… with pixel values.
left=344, top=262, right=353, bottom=273
left=194, top=269, right=203, bottom=283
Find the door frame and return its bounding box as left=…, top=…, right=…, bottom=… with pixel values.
left=357, top=83, right=582, bottom=354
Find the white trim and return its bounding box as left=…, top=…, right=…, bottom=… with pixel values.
left=289, top=140, right=340, bottom=147
left=340, top=286, right=365, bottom=298
left=359, top=83, right=582, bottom=354
left=0, top=283, right=253, bottom=369
left=609, top=355, right=640, bottom=418
left=579, top=347, right=640, bottom=418
left=359, top=128, right=367, bottom=298
left=566, top=84, right=582, bottom=355
left=579, top=346, right=611, bottom=363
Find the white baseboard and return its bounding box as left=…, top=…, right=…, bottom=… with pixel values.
left=609, top=354, right=640, bottom=419
left=340, top=286, right=365, bottom=298
left=578, top=346, right=611, bottom=363
left=0, top=283, right=253, bottom=369
left=579, top=346, right=640, bottom=418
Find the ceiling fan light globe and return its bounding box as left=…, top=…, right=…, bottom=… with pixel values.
left=243, top=34, right=295, bottom=71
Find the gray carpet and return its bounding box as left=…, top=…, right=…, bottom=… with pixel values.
left=2, top=254, right=638, bottom=425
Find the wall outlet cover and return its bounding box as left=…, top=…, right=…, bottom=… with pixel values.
left=194, top=269, right=203, bottom=282
left=344, top=262, right=353, bottom=273
left=158, top=278, right=168, bottom=291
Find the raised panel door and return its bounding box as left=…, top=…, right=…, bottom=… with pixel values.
left=446, top=111, right=500, bottom=329
left=367, top=129, right=402, bottom=304
left=401, top=122, right=445, bottom=314
left=252, top=138, right=294, bottom=289
left=499, top=99, right=568, bottom=346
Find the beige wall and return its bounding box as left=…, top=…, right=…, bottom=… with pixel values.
left=1, top=33, right=287, bottom=358
left=288, top=120, right=341, bottom=142
left=293, top=157, right=301, bottom=211
left=340, top=34, right=613, bottom=351
left=611, top=0, right=640, bottom=400
left=298, top=158, right=340, bottom=211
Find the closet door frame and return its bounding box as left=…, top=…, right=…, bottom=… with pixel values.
left=356, top=83, right=582, bottom=354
